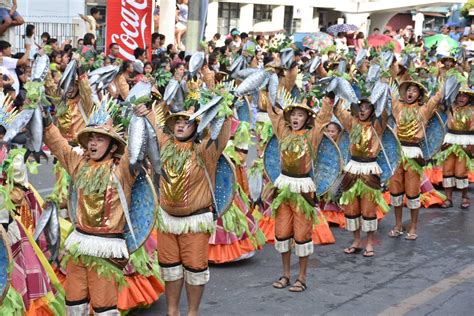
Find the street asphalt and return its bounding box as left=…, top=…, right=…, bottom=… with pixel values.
left=30, top=160, right=473, bottom=316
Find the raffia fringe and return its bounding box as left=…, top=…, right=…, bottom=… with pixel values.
left=158, top=208, right=215, bottom=234
left=402, top=146, right=423, bottom=159
left=64, top=230, right=129, bottom=259
left=344, top=160, right=382, bottom=175
left=275, top=174, right=316, bottom=193
left=444, top=133, right=474, bottom=146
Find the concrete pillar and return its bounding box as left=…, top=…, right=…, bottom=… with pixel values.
left=205, top=0, right=219, bottom=41
left=239, top=4, right=254, bottom=33
left=298, top=7, right=315, bottom=32
left=185, top=0, right=202, bottom=53
left=313, top=8, right=320, bottom=32
left=272, top=5, right=285, bottom=30
left=159, top=0, right=176, bottom=46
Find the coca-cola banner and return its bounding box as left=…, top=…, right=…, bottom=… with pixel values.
left=106, top=0, right=153, bottom=61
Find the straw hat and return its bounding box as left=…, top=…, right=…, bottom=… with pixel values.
left=77, top=121, right=126, bottom=156
left=399, top=80, right=428, bottom=102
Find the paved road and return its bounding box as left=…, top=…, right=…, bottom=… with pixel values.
left=30, top=162, right=473, bottom=316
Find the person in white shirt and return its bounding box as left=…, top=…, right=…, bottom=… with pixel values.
left=80, top=7, right=103, bottom=37
left=0, top=40, right=31, bottom=97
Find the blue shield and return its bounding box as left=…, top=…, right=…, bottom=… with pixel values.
left=236, top=98, right=252, bottom=124
left=125, top=174, right=157, bottom=254
left=215, top=154, right=236, bottom=216
left=0, top=226, right=12, bottom=305
left=337, top=130, right=351, bottom=165
left=420, top=112, right=446, bottom=160
left=377, top=127, right=402, bottom=184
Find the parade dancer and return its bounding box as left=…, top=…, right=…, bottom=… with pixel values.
left=43, top=98, right=151, bottom=315
left=334, top=98, right=390, bottom=257
left=389, top=79, right=443, bottom=240
left=156, top=109, right=231, bottom=315
left=439, top=86, right=473, bottom=209
left=268, top=95, right=333, bottom=292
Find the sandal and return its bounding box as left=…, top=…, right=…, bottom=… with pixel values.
left=272, top=276, right=290, bottom=289
left=461, top=198, right=470, bottom=209
left=288, top=279, right=307, bottom=292
left=387, top=229, right=404, bottom=238
left=344, top=246, right=363, bottom=254
left=363, top=249, right=374, bottom=257
left=405, top=233, right=418, bottom=240
left=441, top=199, right=453, bottom=209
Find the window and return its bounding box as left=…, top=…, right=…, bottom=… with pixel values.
left=218, top=3, right=240, bottom=36
left=253, top=4, right=273, bottom=24
left=283, top=6, right=300, bottom=34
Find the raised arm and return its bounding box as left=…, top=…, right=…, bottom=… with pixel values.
left=333, top=100, right=353, bottom=132
left=43, top=123, right=83, bottom=178
left=77, top=67, right=95, bottom=118
left=314, top=96, right=334, bottom=129
left=200, top=117, right=232, bottom=160
left=266, top=104, right=287, bottom=139
left=420, top=82, right=443, bottom=122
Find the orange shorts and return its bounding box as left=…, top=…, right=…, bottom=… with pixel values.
left=65, top=258, right=118, bottom=314
left=274, top=200, right=314, bottom=257
left=442, top=153, right=469, bottom=189
left=389, top=163, right=421, bottom=209
left=157, top=231, right=210, bottom=285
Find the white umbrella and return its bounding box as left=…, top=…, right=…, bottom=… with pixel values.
left=250, top=22, right=285, bottom=36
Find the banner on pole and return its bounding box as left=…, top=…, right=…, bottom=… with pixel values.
left=106, top=0, right=153, bottom=60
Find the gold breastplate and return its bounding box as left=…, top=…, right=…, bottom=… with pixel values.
left=398, top=107, right=419, bottom=142
left=452, top=107, right=472, bottom=131
left=280, top=133, right=310, bottom=174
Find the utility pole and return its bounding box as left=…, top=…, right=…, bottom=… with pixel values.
left=185, top=0, right=204, bottom=54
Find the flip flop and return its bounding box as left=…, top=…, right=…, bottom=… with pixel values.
left=441, top=199, right=453, bottom=209
left=388, top=229, right=404, bottom=237
left=461, top=199, right=470, bottom=209
left=363, top=249, right=374, bottom=257
left=289, top=279, right=307, bottom=292
left=344, top=246, right=363, bottom=254
left=273, top=276, right=290, bottom=289
left=405, top=233, right=418, bottom=240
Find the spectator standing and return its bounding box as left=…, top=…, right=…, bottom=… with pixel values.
left=80, top=7, right=103, bottom=37
left=175, top=0, right=188, bottom=50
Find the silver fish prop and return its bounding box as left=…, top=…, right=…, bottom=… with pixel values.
left=189, top=51, right=205, bottom=76
left=126, top=81, right=152, bottom=104
left=25, top=106, right=43, bottom=153
left=206, top=116, right=226, bottom=149
left=355, top=48, right=368, bottom=69
left=189, top=95, right=222, bottom=121
left=197, top=103, right=221, bottom=135
left=309, top=56, right=322, bottom=74
left=371, top=81, right=392, bottom=118
left=366, top=63, right=381, bottom=88
left=380, top=51, right=394, bottom=70
left=3, top=109, right=35, bottom=143
left=31, top=54, right=50, bottom=81
left=337, top=59, right=347, bottom=74
left=144, top=117, right=168, bottom=187
left=229, top=55, right=248, bottom=73
left=267, top=73, right=279, bottom=108
left=280, top=48, right=294, bottom=69
left=330, top=77, right=358, bottom=104
left=89, top=65, right=120, bottom=92
left=59, top=59, right=77, bottom=99
left=443, top=75, right=461, bottom=108
left=248, top=168, right=263, bottom=203
left=33, top=201, right=60, bottom=262
left=231, top=68, right=259, bottom=81
left=235, top=69, right=270, bottom=97
left=128, top=114, right=148, bottom=174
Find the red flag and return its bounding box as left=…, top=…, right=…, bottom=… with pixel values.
left=106, top=0, right=153, bottom=61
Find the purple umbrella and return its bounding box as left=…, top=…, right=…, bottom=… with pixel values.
left=327, top=23, right=358, bottom=36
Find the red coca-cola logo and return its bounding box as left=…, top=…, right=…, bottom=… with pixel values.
left=107, top=0, right=152, bottom=61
